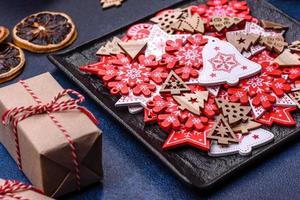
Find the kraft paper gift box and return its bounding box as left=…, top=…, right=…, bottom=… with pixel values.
left=0, top=73, right=103, bottom=197
left=0, top=179, right=54, bottom=199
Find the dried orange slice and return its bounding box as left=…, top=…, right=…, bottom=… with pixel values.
left=0, top=43, right=25, bottom=83
left=0, top=26, right=9, bottom=44
left=12, top=11, right=77, bottom=53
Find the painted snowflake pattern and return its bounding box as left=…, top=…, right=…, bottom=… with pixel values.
left=209, top=52, right=239, bottom=72
left=240, top=73, right=272, bottom=96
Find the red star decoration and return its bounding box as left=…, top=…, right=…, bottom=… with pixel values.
left=163, top=122, right=214, bottom=151
left=256, top=106, right=297, bottom=126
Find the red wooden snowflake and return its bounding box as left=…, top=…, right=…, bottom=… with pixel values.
left=184, top=113, right=209, bottom=131
left=227, top=88, right=249, bottom=104
left=252, top=93, right=276, bottom=109
left=147, top=95, right=168, bottom=114
left=283, top=67, right=300, bottom=81
left=271, top=78, right=291, bottom=97
left=162, top=34, right=207, bottom=80
left=240, top=73, right=273, bottom=96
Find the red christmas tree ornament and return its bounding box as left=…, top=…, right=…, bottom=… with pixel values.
left=257, top=106, right=296, bottom=126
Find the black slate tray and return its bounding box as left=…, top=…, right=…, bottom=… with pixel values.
left=48, top=0, right=300, bottom=190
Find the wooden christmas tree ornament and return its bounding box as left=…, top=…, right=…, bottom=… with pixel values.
left=260, top=19, right=288, bottom=31
left=101, top=0, right=123, bottom=9
left=232, top=118, right=262, bottom=134
left=118, top=40, right=147, bottom=59
left=96, top=37, right=124, bottom=55
left=160, top=71, right=190, bottom=95
left=226, top=32, right=260, bottom=52
left=210, top=16, right=244, bottom=32
left=207, top=115, right=239, bottom=145
left=215, top=98, right=251, bottom=124
left=259, top=35, right=287, bottom=53
left=150, top=10, right=183, bottom=34
left=288, top=90, right=300, bottom=109
left=172, top=12, right=205, bottom=34
left=173, top=91, right=209, bottom=115
left=274, top=49, right=300, bottom=67
left=288, top=40, right=300, bottom=52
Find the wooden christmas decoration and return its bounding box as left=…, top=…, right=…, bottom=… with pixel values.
left=226, top=32, right=260, bottom=52
left=259, top=35, right=287, bottom=53
left=274, top=49, right=300, bottom=67
left=215, top=98, right=251, bottom=124
left=172, top=12, right=205, bottom=34
left=210, top=16, right=244, bottom=32
left=150, top=10, right=183, bottom=34
left=288, top=90, right=300, bottom=109
left=173, top=91, right=209, bottom=115
left=207, top=115, right=239, bottom=145
left=288, top=40, right=300, bottom=52
left=100, top=0, right=123, bottom=9
left=118, top=40, right=147, bottom=59
left=96, top=37, right=124, bottom=55
left=160, top=71, right=190, bottom=95
left=260, top=19, right=288, bottom=31
left=198, top=36, right=262, bottom=86
left=232, top=118, right=262, bottom=134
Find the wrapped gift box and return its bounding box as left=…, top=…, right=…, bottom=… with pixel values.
left=0, top=73, right=103, bottom=197
left=0, top=179, right=54, bottom=199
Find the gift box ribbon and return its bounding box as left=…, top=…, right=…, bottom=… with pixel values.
left=2, top=80, right=98, bottom=190
left=0, top=179, right=42, bottom=200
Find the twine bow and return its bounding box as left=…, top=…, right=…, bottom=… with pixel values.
left=0, top=180, right=39, bottom=200
left=1, top=82, right=98, bottom=190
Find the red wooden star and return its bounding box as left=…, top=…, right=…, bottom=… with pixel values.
left=163, top=122, right=214, bottom=151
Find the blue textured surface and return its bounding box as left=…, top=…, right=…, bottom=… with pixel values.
left=0, top=0, right=300, bottom=199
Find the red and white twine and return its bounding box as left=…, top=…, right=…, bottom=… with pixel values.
left=1, top=80, right=98, bottom=191
left=0, top=180, right=40, bottom=200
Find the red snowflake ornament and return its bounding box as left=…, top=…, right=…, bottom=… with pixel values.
left=147, top=95, right=168, bottom=114
left=165, top=39, right=184, bottom=52
left=252, top=93, right=276, bottom=109
left=240, top=73, right=273, bottom=96
left=283, top=67, right=300, bottom=81
left=190, top=4, right=207, bottom=16
left=271, top=78, right=291, bottom=97
left=138, top=55, right=158, bottom=68
left=184, top=113, right=209, bottom=131
left=227, top=88, right=249, bottom=104
left=144, top=108, right=158, bottom=123
left=203, top=98, right=219, bottom=118
left=158, top=113, right=181, bottom=131
left=150, top=67, right=169, bottom=84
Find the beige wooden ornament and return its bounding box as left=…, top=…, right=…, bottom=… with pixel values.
left=210, top=16, right=244, bottom=32
left=260, top=19, right=288, bottom=31
left=172, top=12, right=205, bottom=34
left=226, top=32, right=260, bottom=52
left=207, top=115, right=239, bottom=145
left=274, top=49, right=300, bottom=67
left=101, top=0, right=123, bottom=8
left=96, top=37, right=124, bottom=55
left=288, top=40, right=300, bottom=52
left=288, top=90, right=300, bottom=109
left=232, top=118, right=262, bottom=134
left=118, top=40, right=147, bottom=59
left=216, top=98, right=251, bottom=125
left=259, top=35, right=287, bottom=53
left=150, top=10, right=183, bottom=34
left=173, top=91, right=209, bottom=115
left=160, top=71, right=190, bottom=95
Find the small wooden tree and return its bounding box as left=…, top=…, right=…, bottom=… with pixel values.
left=207, top=115, right=239, bottom=145
left=173, top=91, right=209, bottom=115
left=215, top=98, right=251, bottom=124
left=160, top=71, right=190, bottom=95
